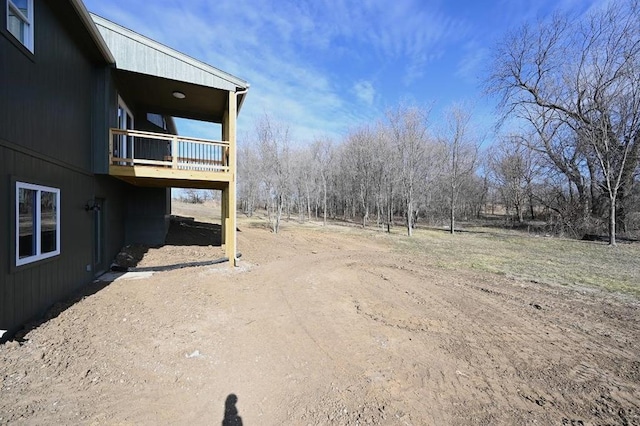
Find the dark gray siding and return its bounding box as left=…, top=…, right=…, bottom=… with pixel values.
left=92, top=68, right=117, bottom=174
left=0, top=146, right=129, bottom=335
left=116, top=111, right=172, bottom=246
left=94, top=175, right=128, bottom=271
left=132, top=114, right=172, bottom=162
left=0, top=0, right=175, bottom=336
left=0, top=146, right=94, bottom=333
left=1, top=1, right=95, bottom=170
left=125, top=187, right=170, bottom=246
left=0, top=1, right=126, bottom=335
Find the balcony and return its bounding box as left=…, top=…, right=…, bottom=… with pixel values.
left=108, top=128, right=232, bottom=189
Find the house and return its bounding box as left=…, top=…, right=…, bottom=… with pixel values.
left=0, top=0, right=249, bottom=338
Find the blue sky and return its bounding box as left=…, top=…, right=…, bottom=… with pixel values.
left=84, top=0, right=602, bottom=145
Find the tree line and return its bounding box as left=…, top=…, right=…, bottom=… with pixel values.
left=238, top=103, right=482, bottom=236
left=237, top=0, right=640, bottom=245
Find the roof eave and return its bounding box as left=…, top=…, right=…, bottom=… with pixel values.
left=91, top=13, right=249, bottom=91
left=68, top=0, right=115, bottom=64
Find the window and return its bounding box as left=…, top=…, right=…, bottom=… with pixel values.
left=147, top=113, right=167, bottom=130
left=115, top=97, right=134, bottom=163
left=6, top=0, right=33, bottom=52
left=16, top=182, right=60, bottom=266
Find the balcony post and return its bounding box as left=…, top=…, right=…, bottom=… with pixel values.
left=222, top=90, right=238, bottom=266
left=109, top=128, right=113, bottom=166
left=171, top=135, right=178, bottom=169
left=221, top=187, right=228, bottom=245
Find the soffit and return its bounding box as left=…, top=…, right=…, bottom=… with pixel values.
left=114, top=70, right=229, bottom=123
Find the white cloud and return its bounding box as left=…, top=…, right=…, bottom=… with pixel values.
left=82, top=0, right=483, bottom=143
left=352, top=81, right=375, bottom=106
left=456, top=41, right=490, bottom=84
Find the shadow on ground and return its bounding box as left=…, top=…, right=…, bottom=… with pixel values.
left=126, top=215, right=236, bottom=271
left=130, top=257, right=232, bottom=272
left=3, top=215, right=225, bottom=343
left=221, top=393, right=243, bottom=426
left=7, top=279, right=113, bottom=343
left=166, top=216, right=222, bottom=247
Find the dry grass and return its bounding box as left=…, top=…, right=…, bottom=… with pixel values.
left=174, top=202, right=640, bottom=298
left=172, top=200, right=221, bottom=223
left=272, top=217, right=640, bottom=298
left=385, top=226, right=640, bottom=297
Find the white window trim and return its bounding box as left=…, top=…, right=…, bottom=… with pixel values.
left=117, top=96, right=133, bottom=130
left=6, top=0, right=34, bottom=52
left=16, top=181, right=60, bottom=266
left=117, top=96, right=135, bottom=161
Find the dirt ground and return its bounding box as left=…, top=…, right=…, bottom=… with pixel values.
left=1, top=210, right=639, bottom=425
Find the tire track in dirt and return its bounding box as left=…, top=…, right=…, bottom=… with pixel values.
left=341, top=253, right=639, bottom=424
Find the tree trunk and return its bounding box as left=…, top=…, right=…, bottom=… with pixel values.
left=449, top=197, right=455, bottom=234
left=609, top=195, right=617, bottom=246
left=323, top=181, right=327, bottom=226
left=529, top=195, right=535, bottom=220
left=449, top=185, right=456, bottom=234
left=286, top=198, right=291, bottom=221
left=387, top=191, right=393, bottom=232
left=274, top=195, right=284, bottom=233
left=406, top=199, right=413, bottom=237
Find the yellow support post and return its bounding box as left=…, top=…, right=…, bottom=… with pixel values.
left=221, top=186, right=228, bottom=245
left=222, top=91, right=238, bottom=266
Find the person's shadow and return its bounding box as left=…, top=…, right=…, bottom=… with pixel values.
left=221, top=394, right=243, bottom=426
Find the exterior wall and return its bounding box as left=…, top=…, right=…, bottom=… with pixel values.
left=0, top=146, right=95, bottom=334
left=92, top=67, right=117, bottom=175
left=0, top=150, right=129, bottom=336
left=125, top=187, right=170, bottom=246
left=94, top=175, right=128, bottom=272
left=132, top=113, right=173, bottom=162
left=1, top=0, right=228, bottom=336
left=0, top=1, right=125, bottom=336
left=117, top=111, right=172, bottom=246
left=1, top=1, right=94, bottom=170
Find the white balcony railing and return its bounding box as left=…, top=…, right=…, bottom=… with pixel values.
left=109, top=128, right=229, bottom=173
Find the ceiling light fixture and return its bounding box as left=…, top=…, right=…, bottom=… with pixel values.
left=172, top=91, right=186, bottom=99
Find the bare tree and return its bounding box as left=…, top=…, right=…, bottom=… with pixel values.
left=369, top=123, right=395, bottom=230
left=387, top=105, right=430, bottom=236
left=576, top=3, right=640, bottom=244
left=439, top=104, right=479, bottom=234
left=256, top=115, right=291, bottom=233
left=237, top=140, right=261, bottom=216
left=290, top=148, right=315, bottom=222
left=488, top=0, right=640, bottom=244
left=489, top=135, right=541, bottom=222
left=345, top=126, right=381, bottom=227
left=311, top=138, right=333, bottom=226
left=180, top=188, right=205, bottom=204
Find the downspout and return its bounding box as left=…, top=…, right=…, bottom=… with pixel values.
left=235, top=86, right=250, bottom=112
left=231, top=86, right=248, bottom=266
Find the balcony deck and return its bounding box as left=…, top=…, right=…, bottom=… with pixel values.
left=108, top=128, right=232, bottom=189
